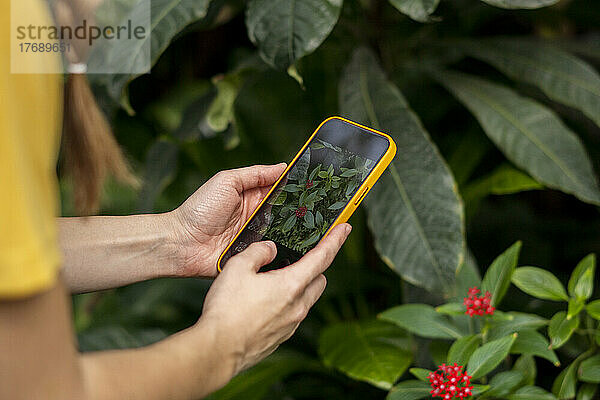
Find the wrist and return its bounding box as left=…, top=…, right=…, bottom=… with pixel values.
left=167, top=208, right=215, bottom=278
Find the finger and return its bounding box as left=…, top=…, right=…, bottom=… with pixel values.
left=300, top=274, right=327, bottom=311
left=227, top=164, right=287, bottom=194
left=286, top=224, right=351, bottom=285
left=228, top=241, right=277, bottom=273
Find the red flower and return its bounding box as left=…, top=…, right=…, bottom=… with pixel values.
left=305, top=180, right=314, bottom=189
left=295, top=206, right=307, bottom=218
left=464, top=287, right=495, bottom=317
left=429, top=363, right=473, bottom=399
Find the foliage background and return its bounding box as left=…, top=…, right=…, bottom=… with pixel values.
left=62, top=0, right=600, bottom=398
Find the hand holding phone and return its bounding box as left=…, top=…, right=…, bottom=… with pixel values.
left=218, top=116, right=396, bottom=272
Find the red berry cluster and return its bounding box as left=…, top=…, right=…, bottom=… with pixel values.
left=305, top=180, right=314, bottom=189
left=463, top=287, right=495, bottom=317
left=429, top=363, right=473, bottom=399
left=295, top=206, right=308, bottom=218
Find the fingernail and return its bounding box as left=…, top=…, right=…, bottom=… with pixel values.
left=265, top=240, right=277, bottom=250
left=345, top=224, right=352, bottom=236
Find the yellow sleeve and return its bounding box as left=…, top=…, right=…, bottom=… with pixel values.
left=0, top=0, right=63, bottom=298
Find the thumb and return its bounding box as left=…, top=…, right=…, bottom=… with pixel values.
left=227, top=241, right=277, bottom=273
left=229, top=163, right=287, bottom=193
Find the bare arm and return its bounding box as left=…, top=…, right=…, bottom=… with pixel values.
left=0, top=278, right=235, bottom=400
left=58, top=213, right=183, bottom=293
left=0, top=224, right=350, bottom=400
left=59, top=164, right=288, bottom=294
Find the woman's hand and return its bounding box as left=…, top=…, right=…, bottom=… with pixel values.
left=172, top=164, right=287, bottom=278
left=198, top=223, right=351, bottom=375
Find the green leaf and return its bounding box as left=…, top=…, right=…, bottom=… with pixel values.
left=436, top=71, right=600, bottom=206
left=90, top=0, right=212, bottom=105
left=487, top=311, right=548, bottom=341
left=341, top=48, right=464, bottom=295
left=206, top=74, right=243, bottom=133
left=553, top=359, right=580, bottom=399
left=246, top=0, right=342, bottom=69
left=328, top=201, right=346, bottom=210
left=282, top=214, right=297, bottom=233
left=579, top=354, right=600, bottom=383
left=473, top=384, right=491, bottom=396
left=568, top=254, right=596, bottom=300
left=315, top=210, right=324, bottom=228
left=568, top=297, right=585, bottom=319
left=467, top=334, right=517, bottom=379
left=463, top=164, right=542, bottom=206
left=207, top=350, right=317, bottom=400
left=479, top=0, right=559, bottom=8
left=587, top=300, right=600, bottom=320
left=513, top=355, right=537, bottom=387
left=512, top=267, right=569, bottom=301
left=548, top=311, right=579, bottom=349
left=304, top=210, right=315, bottom=229
left=319, top=320, right=412, bottom=390
left=577, top=383, right=598, bottom=400
left=510, top=329, right=560, bottom=366
left=435, top=302, right=465, bottom=316
left=388, top=0, right=440, bottom=23
left=409, top=368, right=433, bottom=381
left=138, top=140, right=179, bottom=213
left=447, top=334, right=481, bottom=366
left=508, top=386, right=558, bottom=400
left=386, top=380, right=431, bottom=400
left=485, top=370, right=526, bottom=398
left=481, top=241, right=522, bottom=307
left=379, top=304, right=464, bottom=339
left=458, top=38, right=600, bottom=128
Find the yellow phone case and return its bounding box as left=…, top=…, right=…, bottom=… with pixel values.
left=216, top=116, right=397, bottom=272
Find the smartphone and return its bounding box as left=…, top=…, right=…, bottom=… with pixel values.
left=217, top=116, right=396, bottom=272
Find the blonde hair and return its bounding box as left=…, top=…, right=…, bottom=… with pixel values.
left=62, top=73, right=138, bottom=215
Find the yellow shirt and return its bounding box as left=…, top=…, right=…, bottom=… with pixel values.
left=0, top=0, right=63, bottom=298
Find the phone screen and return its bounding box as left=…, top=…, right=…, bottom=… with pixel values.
left=219, top=118, right=390, bottom=270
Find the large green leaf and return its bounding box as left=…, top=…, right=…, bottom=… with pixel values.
left=458, top=38, right=600, bottom=128
left=485, top=370, right=526, bottom=398
left=553, top=359, right=580, bottom=399
left=577, top=383, right=598, bottom=400
left=480, top=0, right=559, bottom=8
left=341, top=48, right=464, bottom=295
left=487, top=311, right=548, bottom=341
left=463, top=164, right=542, bottom=207
left=91, top=0, right=213, bottom=104
left=319, top=320, right=412, bottom=390
left=447, top=334, right=481, bottom=366
left=389, top=0, right=440, bottom=23
left=579, top=355, right=600, bottom=383
left=481, top=241, right=521, bottom=307
left=513, top=355, right=537, bottom=387
left=379, top=304, right=464, bottom=339
left=587, top=300, right=600, bottom=320
left=246, top=0, right=343, bottom=69
left=467, top=334, right=517, bottom=379
left=508, top=386, right=558, bottom=400
left=208, top=350, right=318, bottom=400
left=548, top=311, right=579, bottom=349
left=510, top=329, right=560, bottom=366
left=386, top=380, right=431, bottom=400
left=512, top=267, right=569, bottom=301
left=437, top=71, right=600, bottom=206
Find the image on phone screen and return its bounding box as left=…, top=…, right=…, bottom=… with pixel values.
left=219, top=118, right=390, bottom=271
